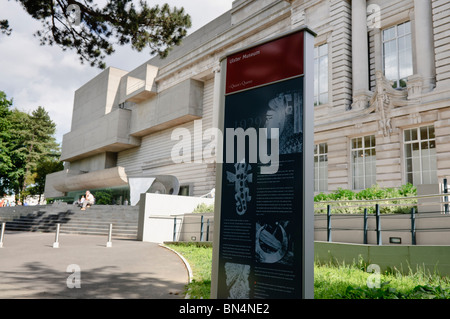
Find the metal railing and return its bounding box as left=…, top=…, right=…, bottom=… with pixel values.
left=0, top=222, right=114, bottom=248
left=314, top=192, right=450, bottom=245
left=319, top=204, right=416, bottom=245
left=172, top=215, right=214, bottom=242
left=3, top=192, right=450, bottom=246
left=165, top=193, right=450, bottom=245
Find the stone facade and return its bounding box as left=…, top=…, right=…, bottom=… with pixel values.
left=45, top=0, right=450, bottom=200
left=313, top=0, right=450, bottom=191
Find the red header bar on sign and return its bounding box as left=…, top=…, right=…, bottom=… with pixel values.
left=225, top=31, right=304, bottom=94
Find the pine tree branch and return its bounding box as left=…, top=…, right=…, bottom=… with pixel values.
left=5, top=0, right=191, bottom=69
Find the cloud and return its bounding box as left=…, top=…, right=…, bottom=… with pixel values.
left=0, top=26, right=99, bottom=142
left=0, top=0, right=234, bottom=144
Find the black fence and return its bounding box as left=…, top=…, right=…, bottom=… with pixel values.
left=314, top=192, right=450, bottom=245
left=316, top=204, right=420, bottom=245
left=172, top=215, right=214, bottom=242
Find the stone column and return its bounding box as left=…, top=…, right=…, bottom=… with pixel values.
left=373, top=28, right=382, bottom=74
left=413, top=0, right=436, bottom=93
left=212, top=64, right=222, bottom=130
left=351, top=0, right=371, bottom=110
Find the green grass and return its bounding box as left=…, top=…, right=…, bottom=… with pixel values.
left=168, top=243, right=450, bottom=299
left=166, top=243, right=213, bottom=299
left=314, top=260, right=450, bottom=299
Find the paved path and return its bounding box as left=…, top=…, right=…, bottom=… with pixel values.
left=0, top=232, right=189, bottom=299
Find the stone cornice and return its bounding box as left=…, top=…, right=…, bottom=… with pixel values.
left=153, top=1, right=291, bottom=84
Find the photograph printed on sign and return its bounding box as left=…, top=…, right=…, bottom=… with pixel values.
left=264, top=90, right=303, bottom=155
left=255, top=220, right=294, bottom=266
left=224, top=262, right=251, bottom=299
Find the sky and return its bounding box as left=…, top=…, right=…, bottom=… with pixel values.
left=0, top=0, right=234, bottom=143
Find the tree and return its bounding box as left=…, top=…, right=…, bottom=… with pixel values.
left=1, top=0, right=192, bottom=69
left=4, top=109, right=29, bottom=196
left=0, top=94, right=61, bottom=200
left=21, top=107, right=60, bottom=194
left=28, top=158, right=64, bottom=203
left=0, top=19, right=11, bottom=36
left=0, top=92, right=13, bottom=194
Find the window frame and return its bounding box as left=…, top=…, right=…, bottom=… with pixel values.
left=178, top=184, right=191, bottom=196
left=382, top=21, right=413, bottom=89
left=350, top=135, right=377, bottom=190
left=314, top=43, right=329, bottom=106
left=403, top=125, right=437, bottom=186
left=314, top=142, right=328, bottom=192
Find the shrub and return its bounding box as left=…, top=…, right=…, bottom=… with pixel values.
left=314, top=184, right=417, bottom=214
left=92, top=189, right=113, bottom=205
left=192, top=203, right=214, bottom=214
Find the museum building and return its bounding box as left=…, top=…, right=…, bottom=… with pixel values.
left=45, top=0, right=450, bottom=203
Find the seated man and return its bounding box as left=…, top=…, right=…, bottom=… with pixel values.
left=81, top=190, right=95, bottom=211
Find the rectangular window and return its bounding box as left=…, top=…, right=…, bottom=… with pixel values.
left=382, top=21, right=413, bottom=88
left=404, top=126, right=437, bottom=185
left=178, top=185, right=190, bottom=196
left=314, top=43, right=328, bottom=106
left=314, top=143, right=328, bottom=192
left=351, top=135, right=376, bottom=190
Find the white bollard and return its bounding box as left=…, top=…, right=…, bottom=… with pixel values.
left=53, top=223, right=60, bottom=248
left=0, top=222, right=5, bottom=248
left=106, top=223, right=112, bottom=248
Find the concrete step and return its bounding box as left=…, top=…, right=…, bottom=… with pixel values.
left=78, top=215, right=138, bottom=222
left=59, top=219, right=137, bottom=226
left=0, top=205, right=139, bottom=239
left=60, top=226, right=138, bottom=239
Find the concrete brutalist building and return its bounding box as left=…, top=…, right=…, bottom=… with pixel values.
left=45, top=0, right=450, bottom=203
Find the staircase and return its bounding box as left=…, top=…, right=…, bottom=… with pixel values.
left=60, top=205, right=139, bottom=238
left=0, top=204, right=139, bottom=239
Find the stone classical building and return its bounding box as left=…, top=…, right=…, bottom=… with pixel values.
left=45, top=0, right=450, bottom=203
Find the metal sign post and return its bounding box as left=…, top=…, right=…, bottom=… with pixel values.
left=0, top=222, right=5, bottom=248
left=53, top=223, right=61, bottom=248
left=106, top=223, right=113, bottom=247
